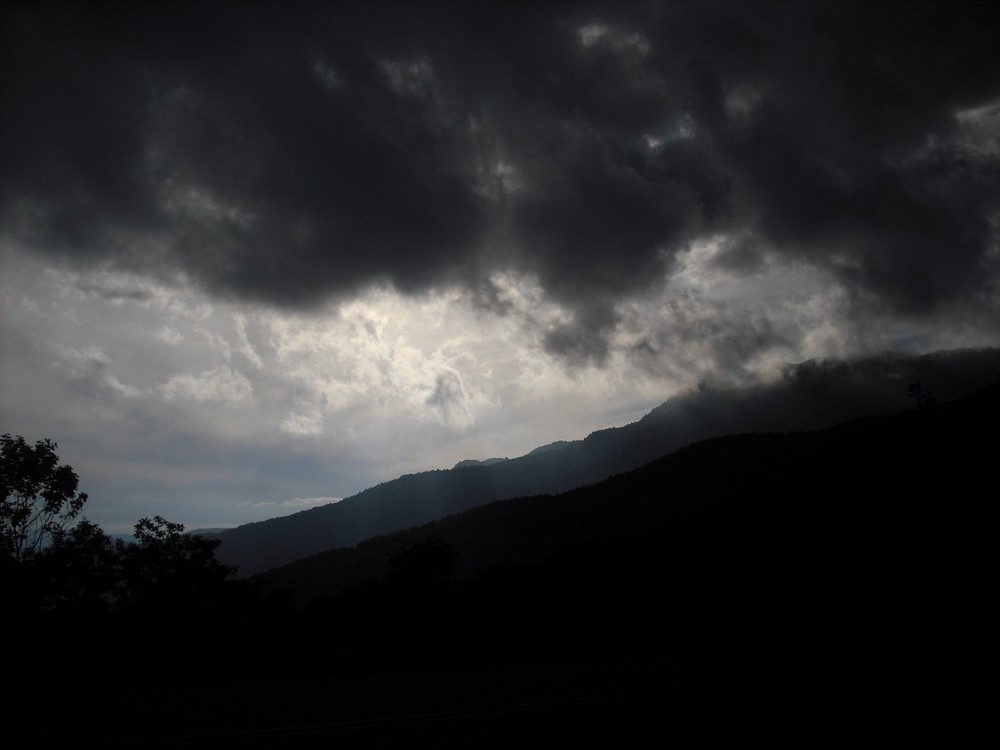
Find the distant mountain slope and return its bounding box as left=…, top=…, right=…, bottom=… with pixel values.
left=214, top=347, right=1000, bottom=575
left=261, top=379, right=998, bottom=605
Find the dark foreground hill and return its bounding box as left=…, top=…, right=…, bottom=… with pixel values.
left=213, top=347, right=1000, bottom=575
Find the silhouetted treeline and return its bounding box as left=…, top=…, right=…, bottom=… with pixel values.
left=2, top=515, right=294, bottom=685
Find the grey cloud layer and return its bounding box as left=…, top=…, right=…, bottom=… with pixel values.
left=3, top=1, right=999, bottom=363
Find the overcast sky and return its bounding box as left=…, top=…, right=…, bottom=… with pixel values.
left=2, top=1, right=999, bottom=532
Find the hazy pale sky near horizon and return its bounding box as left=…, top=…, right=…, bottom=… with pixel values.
left=2, top=1, right=999, bottom=532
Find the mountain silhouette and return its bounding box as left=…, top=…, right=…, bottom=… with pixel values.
left=258, top=376, right=997, bottom=605
left=211, top=347, right=1000, bottom=575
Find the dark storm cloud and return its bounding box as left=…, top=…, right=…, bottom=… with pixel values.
left=642, top=346, right=1000, bottom=453
left=3, top=1, right=999, bottom=360
left=624, top=292, right=789, bottom=384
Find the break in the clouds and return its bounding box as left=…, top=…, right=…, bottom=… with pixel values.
left=2, top=1, right=999, bottom=530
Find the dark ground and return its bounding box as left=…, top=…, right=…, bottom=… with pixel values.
left=10, top=645, right=945, bottom=748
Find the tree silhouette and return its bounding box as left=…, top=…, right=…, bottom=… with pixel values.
left=116, top=515, right=234, bottom=614
left=1, top=435, right=243, bottom=624
left=42, top=518, right=120, bottom=613
left=1, top=434, right=88, bottom=561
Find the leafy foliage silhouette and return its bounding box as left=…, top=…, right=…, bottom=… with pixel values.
left=116, top=515, right=234, bottom=615
left=1, top=435, right=255, bottom=668
left=1, top=433, right=88, bottom=560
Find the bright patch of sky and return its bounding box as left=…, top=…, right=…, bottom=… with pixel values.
left=5, top=227, right=990, bottom=535
left=10, top=225, right=1000, bottom=532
